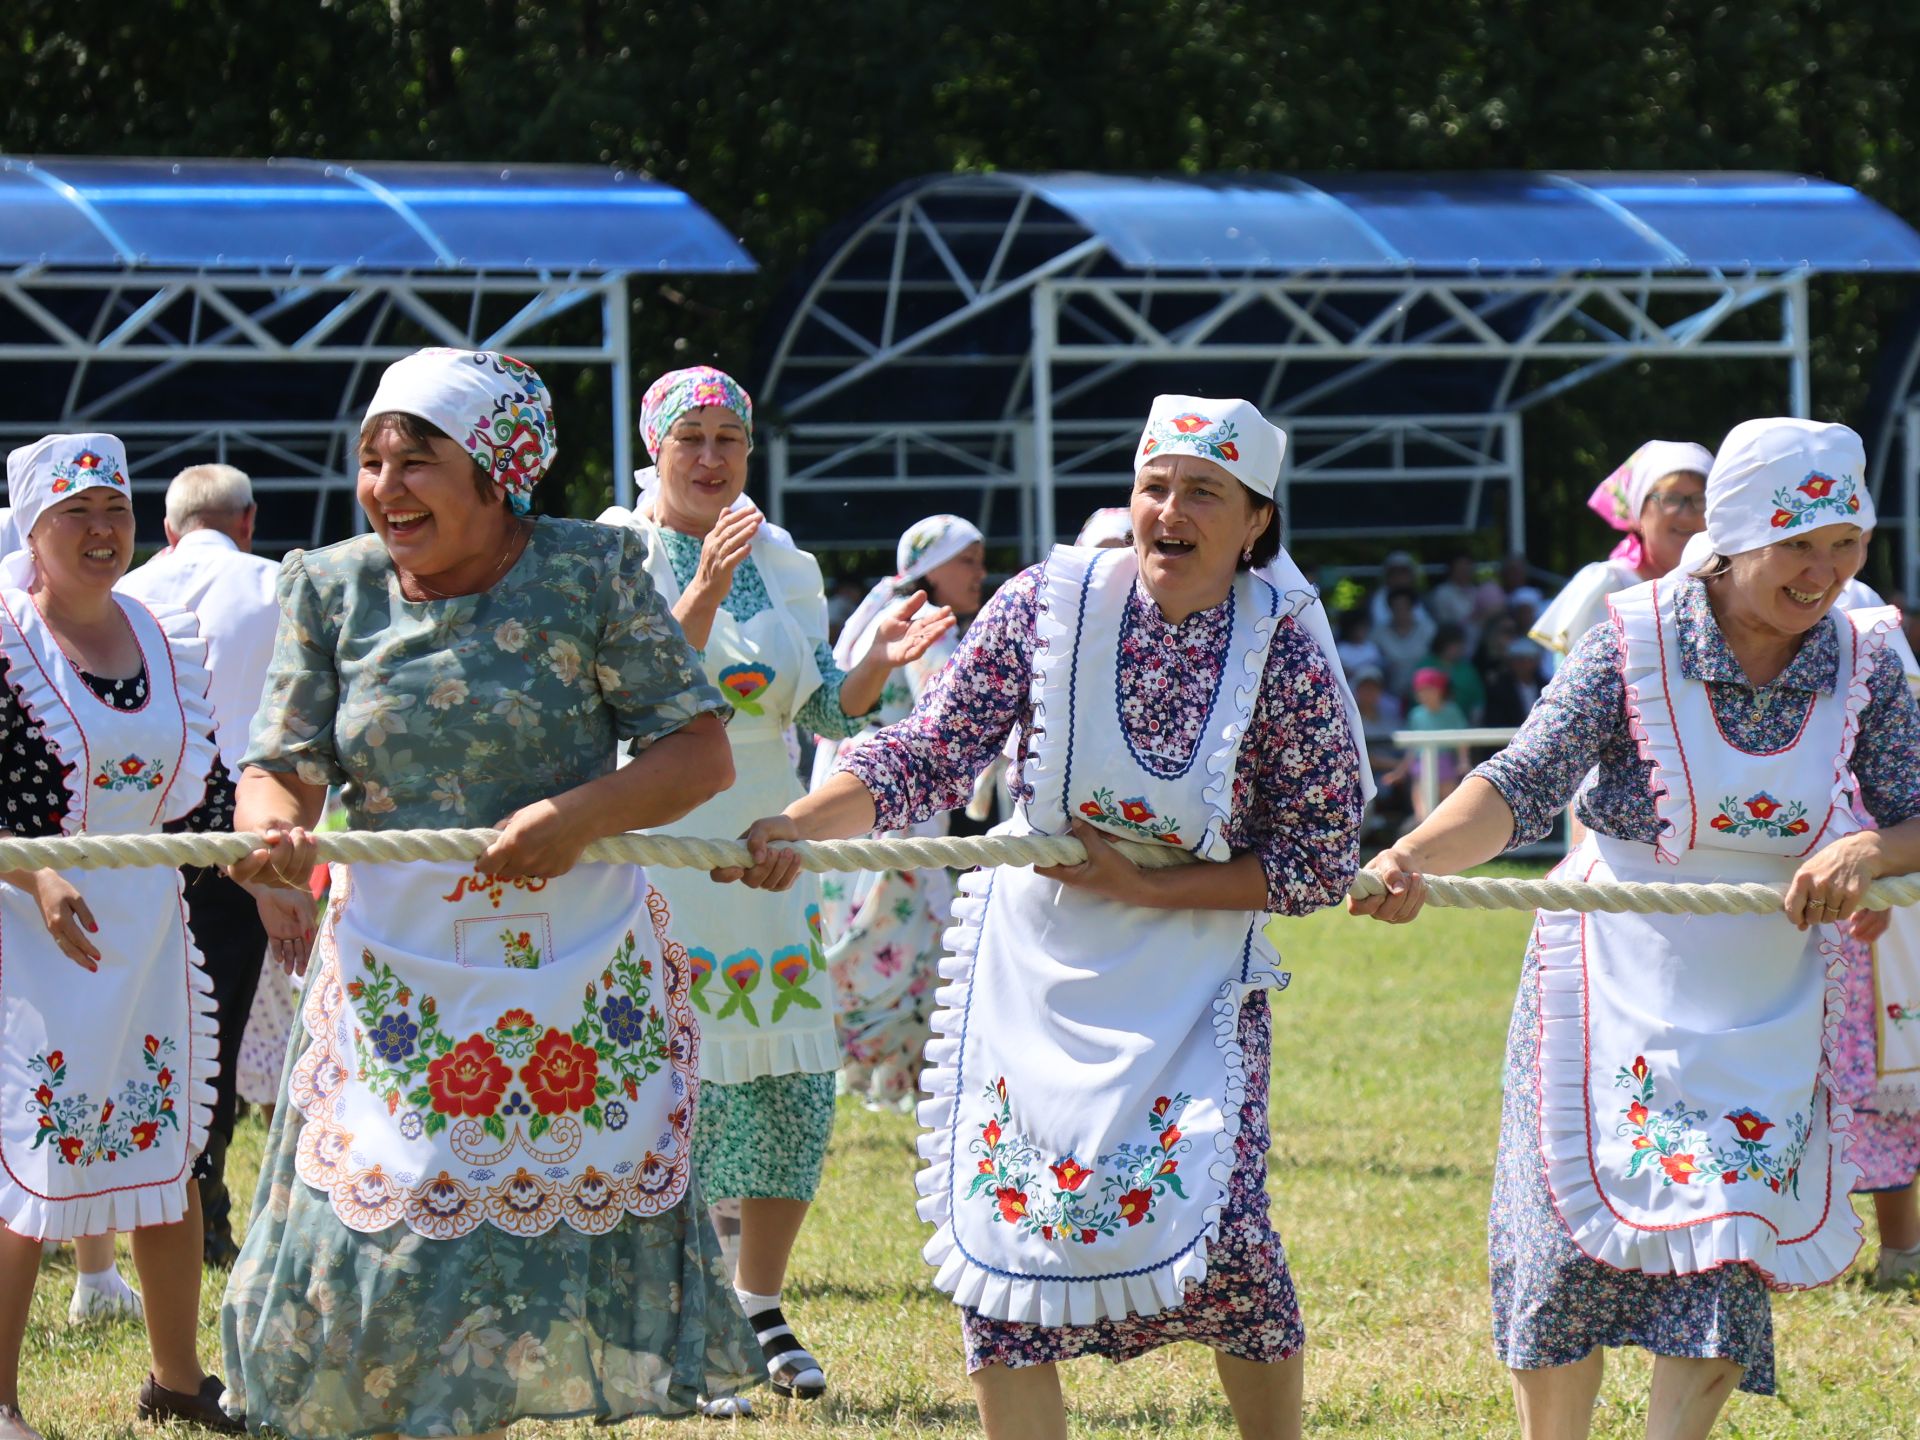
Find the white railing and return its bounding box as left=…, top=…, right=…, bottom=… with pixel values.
left=1386, top=725, right=1568, bottom=858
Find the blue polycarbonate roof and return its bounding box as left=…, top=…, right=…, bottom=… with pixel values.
left=0, top=156, right=754, bottom=274
left=1013, top=171, right=1920, bottom=274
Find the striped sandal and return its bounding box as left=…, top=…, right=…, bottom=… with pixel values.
left=745, top=1302, right=825, bottom=1401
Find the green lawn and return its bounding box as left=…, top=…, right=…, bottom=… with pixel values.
left=20, top=885, right=1920, bottom=1437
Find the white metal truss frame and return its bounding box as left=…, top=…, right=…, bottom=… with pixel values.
left=0, top=265, right=640, bottom=545
left=765, top=176, right=1819, bottom=558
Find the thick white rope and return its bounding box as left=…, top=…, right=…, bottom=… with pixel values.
left=1, top=828, right=1916, bottom=917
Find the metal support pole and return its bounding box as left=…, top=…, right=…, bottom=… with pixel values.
left=768, top=430, right=789, bottom=528
left=608, top=277, right=635, bottom=510
left=1905, top=403, right=1919, bottom=604
left=1030, top=282, right=1057, bottom=555
left=1506, top=413, right=1526, bottom=558
left=1785, top=276, right=1812, bottom=419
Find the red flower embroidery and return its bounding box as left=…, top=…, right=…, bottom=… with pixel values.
left=1160, top=833, right=1183, bottom=846
left=45, top=1051, right=63, bottom=1073
left=143, top=1035, right=160, bottom=1058
left=59, top=1136, right=86, bottom=1163
left=1079, top=1228, right=1098, bottom=1243
left=1723, top=1169, right=1740, bottom=1184
left=1626, top=1100, right=1649, bottom=1127
left=1770, top=508, right=1795, bottom=528
left=1171, top=413, right=1209, bottom=434
left=1709, top=813, right=1735, bottom=832
left=497, top=1008, right=535, bottom=1031
left=1631, top=1135, right=1654, bottom=1150
left=1797, top=473, right=1835, bottom=499
left=978, top=1158, right=995, bottom=1174
left=1049, top=1157, right=1093, bottom=1192
left=982, top=1118, right=1003, bottom=1149
left=1785, top=818, right=1810, bottom=835
left=995, top=1186, right=1029, bottom=1222
left=1892, top=1004, right=1906, bottom=1019
left=1118, top=797, right=1154, bottom=824
left=520, top=1027, right=599, bottom=1115
left=33, top=1083, right=52, bottom=1107
left=1158, top=1159, right=1179, bottom=1176
left=1218, top=442, right=1239, bottom=461
left=1659, top=1153, right=1700, bottom=1184
left=1744, top=793, right=1781, bottom=820
left=1630, top=1056, right=1649, bottom=1082
left=1079, top=801, right=1105, bottom=819
left=155, top=1067, right=171, bottom=1090
left=1116, top=1188, right=1153, bottom=1225
left=1159, top=1124, right=1181, bottom=1149
left=426, top=1035, right=511, bottom=1118
left=1847, top=494, right=1861, bottom=513
left=1727, top=1109, right=1775, bottom=1142
left=1151, top=1096, right=1172, bottom=1118
left=129, top=1121, right=159, bottom=1151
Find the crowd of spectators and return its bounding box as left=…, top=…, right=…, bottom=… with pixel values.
left=1328, top=550, right=1554, bottom=836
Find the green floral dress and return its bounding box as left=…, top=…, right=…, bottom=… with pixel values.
left=220, top=519, right=761, bottom=1439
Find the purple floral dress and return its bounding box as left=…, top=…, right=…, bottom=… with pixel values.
left=839, top=562, right=1362, bottom=1370
left=1473, top=579, right=1920, bottom=1393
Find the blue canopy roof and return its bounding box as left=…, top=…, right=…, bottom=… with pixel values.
left=1015, top=171, right=1920, bottom=274
left=0, top=156, right=754, bottom=274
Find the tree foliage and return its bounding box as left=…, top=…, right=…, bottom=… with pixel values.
left=7, top=0, right=1920, bottom=573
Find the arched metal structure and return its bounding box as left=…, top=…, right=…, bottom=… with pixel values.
left=763, top=171, right=1920, bottom=560
left=0, top=156, right=753, bottom=550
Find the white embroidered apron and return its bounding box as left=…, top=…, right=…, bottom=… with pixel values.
left=632, top=525, right=839, bottom=1084
left=917, top=545, right=1290, bottom=1325
left=1871, top=909, right=1920, bottom=1114
left=1534, top=579, right=1874, bottom=1289
left=291, top=859, right=700, bottom=1238
left=0, top=590, right=219, bottom=1240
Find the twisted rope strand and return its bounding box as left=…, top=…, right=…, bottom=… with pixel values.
left=2, top=828, right=1917, bottom=917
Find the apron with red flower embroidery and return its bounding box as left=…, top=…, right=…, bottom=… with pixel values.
left=1533, top=577, right=1885, bottom=1289
left=292, top=858, right=701, bottom=1238
left=0, top=588, right=220, bottom=1240
left=917, top=545, right=1296, bottom=1326
left=628, top=516, right=840, bottom=1088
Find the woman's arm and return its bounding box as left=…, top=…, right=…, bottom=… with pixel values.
left=480, top=712, right=733, bottom=878
left=227, top=766, right=327, bottom=890
left=830, top=593, right=955, bottom=719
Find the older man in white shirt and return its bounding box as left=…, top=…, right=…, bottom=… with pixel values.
left=118, top=464, right=290, bottom=1267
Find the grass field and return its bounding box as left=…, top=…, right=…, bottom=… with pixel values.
left=18, top=879, right=1920, bottom=1438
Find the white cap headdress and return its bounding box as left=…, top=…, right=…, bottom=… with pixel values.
left=1075, top=507, right=1133, bottom=548
left=363, top=348, right=556, bottom=514
left=832, top=513, right=986, bottom=669
left=1703, top=418, right=1872, bottom=558
left=2, top=433, right=133, bottom=588
left=1134, top=394, right=1287, bottom=499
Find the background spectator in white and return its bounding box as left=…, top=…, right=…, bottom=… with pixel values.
left=1374, top=585, right=1436, bottom=698
left=1369, top=549, right=1423, bottom=626
left=1425, top=552, right=1482, bottom=634
left=1336, top=607, right=1385, bottom=679
left=117, top=462, right=298, bottom=1269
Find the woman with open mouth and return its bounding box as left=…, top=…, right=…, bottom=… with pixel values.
left=712, top=393, right=1367, bottom=1440
left=1354, top=417, right=1920, bottom=1438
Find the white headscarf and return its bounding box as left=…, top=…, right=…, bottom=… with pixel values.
left=364, top=348, right=557, bottom=514
left=1704, top=418, right=1873, bottom=558
left=1134, top=394, right=1286, bottom=498
left=2, top=433, right=133, bottom=589
left=832, top=513, right=985, bottom=669
left=1075, top=507, right=1133, bottom=548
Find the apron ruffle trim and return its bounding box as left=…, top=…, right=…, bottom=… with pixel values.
left=1610, top=581, right=1689, bottom=864
left=0, top=914, right=220, bottom=1241
left=1534, top=879, right=1865, bottom=1291
left=140, top=601, right=220, bottom=824
left=1022, top=548, right=1282, bottom=863
left=0, top=589, right=88, bottom=834
left=698, top=1026, right=843, bottom=1087
left=912, top=868, right=1279, bottom=1325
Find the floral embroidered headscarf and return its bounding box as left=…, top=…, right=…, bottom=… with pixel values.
left=364, top=348, right=557, bottom=514
left=1586, top=439, right=1714, bottom=570
left=1133, top=394, right=1286, bottom=499
left=1704, top=418, right=1873, bottom=557
left=0, top=433, right=133, bottom=588
left=639, top=366, right=754, bottom=459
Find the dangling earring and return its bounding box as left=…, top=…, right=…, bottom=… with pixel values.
left=1241, top=543, right=1254, bottom=562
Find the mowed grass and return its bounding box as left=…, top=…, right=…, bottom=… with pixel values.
left=19, top=868, right=1920, bottom=1438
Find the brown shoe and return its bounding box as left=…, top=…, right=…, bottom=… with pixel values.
left=0, top=1402, right=47, bottom=1440
left=136, top=1374, right=245, bottom=1434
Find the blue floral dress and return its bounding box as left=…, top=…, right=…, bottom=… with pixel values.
left=219, top=519, right=762, bottom=1438
left=1474, top=579, right=1920, bottom=1393
left=838, top=562, right=1362, bottom=1369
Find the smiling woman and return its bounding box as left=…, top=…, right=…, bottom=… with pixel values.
left=215, top=349, right=762, bottom=1440
left=0, top=434, right=272, bottom=1439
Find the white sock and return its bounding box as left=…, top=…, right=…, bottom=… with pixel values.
left=733, top=1284, right=780, bottom=1315
left=75, top=1265, right=135, bottom=1301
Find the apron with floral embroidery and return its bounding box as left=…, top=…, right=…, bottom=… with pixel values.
left=0, top=589, right=220, bottom=1240
left=1534, top=578, right=1884, bottom=1289
left=917, top=545, right=1290, bottom=1325
left=632, top=521, right=840, bottom=1085
left=291, top=859, right=700, bottom=1239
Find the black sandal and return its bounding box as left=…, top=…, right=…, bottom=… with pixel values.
left=744, top=1303, right=825, bottom=1400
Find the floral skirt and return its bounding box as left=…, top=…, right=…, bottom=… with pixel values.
left=1830, top=934, right=1920, bottom=1193
left=237, top=957, right=299, bottom=1108
left=220, top=1026, right=761, bottom=1439
left=961, top=992, right=1305, bottom=1372
left=823, top=862, right=950, bottom=1108
left=1490, top=946, right=1776, bottom=1394
left=692, top=1070, right=838, bottom=1201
